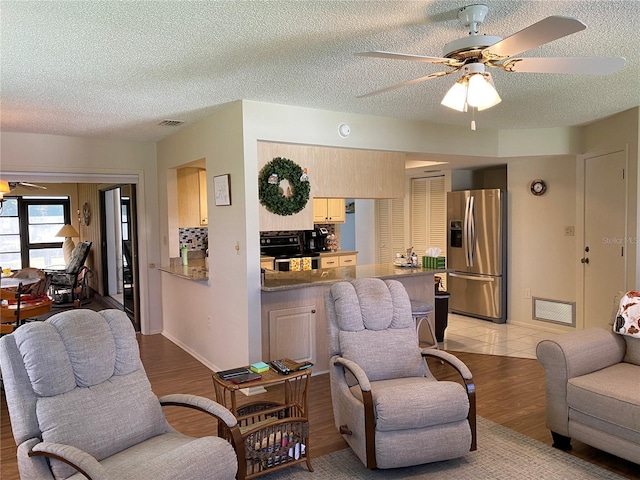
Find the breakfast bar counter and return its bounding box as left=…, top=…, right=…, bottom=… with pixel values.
left=262, top=264, right=447, bottom=291
left=261, top=264, right=447, bottom=373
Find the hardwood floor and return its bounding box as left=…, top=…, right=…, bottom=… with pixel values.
left=2, top=333, right=638, bottom=479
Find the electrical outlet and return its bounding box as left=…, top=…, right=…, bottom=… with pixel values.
left=524, top=288, right=531, bottom=299
left=207, top=316, right=212, bottom=330
left=564, top=226, right=575, bottom=236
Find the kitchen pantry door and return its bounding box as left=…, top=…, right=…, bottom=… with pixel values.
left=583, top=149, right=627, bottom=329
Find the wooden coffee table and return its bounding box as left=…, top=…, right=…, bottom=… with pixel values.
left=212, top=366, right=313, bottom=479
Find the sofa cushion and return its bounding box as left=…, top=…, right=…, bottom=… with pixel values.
left=333, top=279, right=426, bottom=381
left=623, top=336, right=640, bottom=366
left=567, top=363, right=640, bottom=434
left=66, top=433, right=236, bottom=480
left=340, top=328, right=426, bottom=382
left=349, top=377, right=469, bottom=432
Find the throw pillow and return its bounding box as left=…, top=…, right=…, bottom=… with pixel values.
left=614, top=291, right=640, bottom=338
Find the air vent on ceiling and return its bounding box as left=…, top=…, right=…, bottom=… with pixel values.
left=158, top=120, right=184, bottom=127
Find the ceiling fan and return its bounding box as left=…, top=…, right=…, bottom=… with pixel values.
left=356, top=4, right=625, bottom=121
left=0, top=180, right=47, bottom=210
left=7, top=181, right=48, bottom=191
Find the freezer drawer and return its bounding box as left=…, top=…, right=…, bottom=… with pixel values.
left=448, top=272, right=505, bottom=323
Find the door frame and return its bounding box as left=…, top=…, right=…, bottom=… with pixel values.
left=576, top=145, right=629, bottom=329
left=99, top=184, right=141, bottom=331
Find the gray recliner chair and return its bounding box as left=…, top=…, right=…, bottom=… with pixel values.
left=325, top=278, right=476, bottom=469
left=0, top=308, right=240, bottom=480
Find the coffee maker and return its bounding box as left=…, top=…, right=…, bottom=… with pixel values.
left=303, top=228, right=329, bottom=252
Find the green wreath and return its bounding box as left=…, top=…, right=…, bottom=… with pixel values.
left=259, top=157, right=310, bottom=216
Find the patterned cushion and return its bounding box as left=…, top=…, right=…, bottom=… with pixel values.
left=613, top=291, right=640, bottom=366
left=613, top=291, right=640, bottom=337
left=66, top=241, right=90, bottom=274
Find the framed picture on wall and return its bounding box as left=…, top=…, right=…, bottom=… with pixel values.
left=214, top=174, right=231, bottom=206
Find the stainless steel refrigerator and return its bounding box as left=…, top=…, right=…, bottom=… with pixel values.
left=447, top=189, right=506, bottom=323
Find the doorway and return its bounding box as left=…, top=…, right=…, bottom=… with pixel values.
left=100, top=185, right=140, bottom=330
left=582, top=149, right=627, bottom=329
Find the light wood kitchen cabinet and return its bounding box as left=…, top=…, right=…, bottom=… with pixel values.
left=198, top=169, right=208, bottom=226
left=260, top=257, right=274, bottom=270
left=268, top=305, right=316, bottom=364
left=320, top=256, right=339, bottom=268
left=177, top=167, right=207, bottom=227
left=320, top=252, right=357, bottom=269
left=313, top=198, right=345, bottom=223
left=339, top=254, right=357, bottom=266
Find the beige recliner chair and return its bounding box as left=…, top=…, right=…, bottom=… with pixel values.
left=325, top=278, right=476, bottom=469
left=0, top=308, right=240, bottom=479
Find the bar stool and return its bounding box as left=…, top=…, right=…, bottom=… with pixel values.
left=410, top=300, right=438, bottom=350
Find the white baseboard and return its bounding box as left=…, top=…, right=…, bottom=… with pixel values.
left=160, top=331, right=267, bottom=396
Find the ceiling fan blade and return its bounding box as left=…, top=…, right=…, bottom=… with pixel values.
left=504, top=57, right=626, bottom=75
left=483, top=16, right=586, bottom=60
left=19, top=182, right=47, bottom=190
left=356, top=70, right=457, bottom=99
left=355, top=51, right=461, bottom=67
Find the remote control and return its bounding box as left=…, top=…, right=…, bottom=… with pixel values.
left=270, top=359, right=291, bottom=375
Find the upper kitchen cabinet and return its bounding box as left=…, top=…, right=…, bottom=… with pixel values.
left=313, top=198, right=345, bottom=223
left=198, top=169, right=208, bottom=226
left=177, top=167, right=207, bottom=227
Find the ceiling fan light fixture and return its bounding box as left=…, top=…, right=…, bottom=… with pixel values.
left=441, top=79, right=468, bottom=112
left=0, top=181, right=10, bottom=194
left=467, top=73, right=501, bottom=110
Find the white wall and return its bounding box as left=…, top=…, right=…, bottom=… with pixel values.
left=508, top=155, right=578, bottom=330
left=0, top=132, right=160, bottom=334
left=581, top=108, right=639, bottom=290
left=157, top=102, right=255, bottom=371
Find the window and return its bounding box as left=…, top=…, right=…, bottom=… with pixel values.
left=0, top=196, right=71, bottom=269
left=0, top=198, right=21, bottom=270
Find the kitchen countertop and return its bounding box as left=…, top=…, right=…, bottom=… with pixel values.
left=262, top=264, right=448, bottom=292
left=318, top=250, right=357, bottom=257
left=159, top=258, right=208, bottom=281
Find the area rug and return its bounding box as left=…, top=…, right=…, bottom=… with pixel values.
left=262, top=417, right=626, bottom=479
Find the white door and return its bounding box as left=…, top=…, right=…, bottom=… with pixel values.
left=583, top=150, right=627, bottom=329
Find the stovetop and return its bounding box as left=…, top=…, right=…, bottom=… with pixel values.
left=260, top=231, right=320, bottom=258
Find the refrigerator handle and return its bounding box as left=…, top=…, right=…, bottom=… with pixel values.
left=469, top=196, right=476, bottom=267
left=463, top=196, right=470, bottom=267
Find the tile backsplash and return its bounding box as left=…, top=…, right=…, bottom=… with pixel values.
left=179, top=227, right=208, bottom=251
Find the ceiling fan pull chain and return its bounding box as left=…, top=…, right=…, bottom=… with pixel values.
left=471, top=108, right=476, bottom=131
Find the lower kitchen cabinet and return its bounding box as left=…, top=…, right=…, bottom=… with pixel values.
left=268, top=305, right=316, bottom=364
left=338, top=254, right=357, bottom=266
left=320, top=252, right=357, bottom=269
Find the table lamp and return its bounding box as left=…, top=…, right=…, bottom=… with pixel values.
left=56, top=224, right=80, bottom=263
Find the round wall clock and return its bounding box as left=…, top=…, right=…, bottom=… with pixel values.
left=530, top=179, right=547, bottom=196
left=82, top=202, right=91, bottom=225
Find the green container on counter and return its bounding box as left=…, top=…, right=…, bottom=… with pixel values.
left=422, top=256, right=446, bottom=269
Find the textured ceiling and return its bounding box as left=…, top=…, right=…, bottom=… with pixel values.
left=1, top=0, right=639, bottom=143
